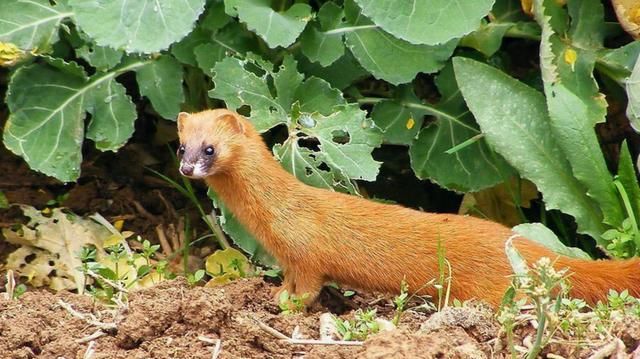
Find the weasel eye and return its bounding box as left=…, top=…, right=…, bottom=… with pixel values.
left=178, top=145, right=185, bottom=155
left=204, top=146, right=214, bottom=156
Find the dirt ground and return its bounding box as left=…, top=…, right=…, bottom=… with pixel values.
left=0, top=277, right=639, bottom=359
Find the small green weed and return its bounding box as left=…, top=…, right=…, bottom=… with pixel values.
left=4, top=270, right=26, bottom=300
left=334, top=309, right=380, bottom=341
left=499, top=255, right=640, bottom=358
left=278, top=290, right=309, bottom=315
left=392, top=279, right=409, bottom=326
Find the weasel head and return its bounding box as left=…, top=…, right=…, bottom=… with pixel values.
left=176, top=109, right=251, bottom=179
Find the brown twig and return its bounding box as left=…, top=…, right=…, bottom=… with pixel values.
left=57, top=299, right=117, bottom=331
left=250, top=316, right=363, bottom=346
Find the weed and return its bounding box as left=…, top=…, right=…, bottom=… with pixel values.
left=186, top=269, right=206, bottom=286
left=435, top=237, right=452, bottom=311
left=147, top=155, right=230, bottom=249
left=392, top=279, right=409, bottom=326
left=334, top=308, right=380, bottom=341
left=4, top=270, right=26, bottom=300
left=278, top=290, right=309, bottom=315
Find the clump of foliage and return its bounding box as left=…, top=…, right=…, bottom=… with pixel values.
left=333, top=308, right=381, bottom=341
left=277, top=290, right=309, bottom=315
left=500, top=252, right=640, bottom=358
left=78, top=239, right=172, bottom=304
left=1, top=0, right=639, bottom=261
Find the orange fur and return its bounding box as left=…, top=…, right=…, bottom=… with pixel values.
left=177, top=109, right=640, bottom=307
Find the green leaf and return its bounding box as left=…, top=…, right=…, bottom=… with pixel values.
left=0, top=0, right=71, bottom=51
left=597, top=41, right=640, bottom=82
left=69, top=0, right=206, bottom=53
left=170, top=27, right=211, bottom=67
left=76, top=44, right=123, bottom=71
left=208, top=190, right=275, bottom=265
left=0, top=191, right=9, bottom=209
left=236, top=0, right=312, bottom=48
left=135, top=55, right=185, bottom=120
left=4, top=61, right=88, bottom=182
left=513, top=223, right=591, bottom=259
left=85, top=77, right=137, bottom=151
left=300, top=2, right=345, bottom=66
left=210, top=55, right=290, bottom=131
left=343, top=1, right=457, bottom=85
left=626, top=55, right=640, bottom=132
left=353, top=0, right=494, bottom=45
left=211, top=55, right=382, bottom=189
left=371, top=86, right=424, bottom=145
left=617, top=141, right=640, bottom=227
left=453, top=56, right=605, bottom=239
left=460, top=22, right=512, bottom=57
left=504, top=235, right=528, bottom=277
left=409, top=64, right=513, bottom=192
left=3, top=58, right=151, bottom=182
left=194, top=21, right=259, bottom=76
left=301, top=106, right=382, bottom=181
left=534, top=0, right=624, bottom=228
left=296, top=52, right=368, bottom=90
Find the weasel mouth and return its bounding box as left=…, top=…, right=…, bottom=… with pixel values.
left=179, top=162, right=209, bottom=178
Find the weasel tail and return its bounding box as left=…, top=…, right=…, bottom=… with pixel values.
left=177, top=109, right=640, bottom=307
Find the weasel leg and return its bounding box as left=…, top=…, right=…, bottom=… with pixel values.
left=272, top=270, right=324, bottom=307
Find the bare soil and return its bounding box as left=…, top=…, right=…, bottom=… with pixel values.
left=1, top=277, right=640, bottom=359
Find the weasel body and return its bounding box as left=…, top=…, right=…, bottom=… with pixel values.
left=177, top=109, right=640, bottom=306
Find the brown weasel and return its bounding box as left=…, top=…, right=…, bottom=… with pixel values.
left=176, top=109, right=640, bottom=307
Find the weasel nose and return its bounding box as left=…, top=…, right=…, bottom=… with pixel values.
left=180, top=164, right=194, bottom=176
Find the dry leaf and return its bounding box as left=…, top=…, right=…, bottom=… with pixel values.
left=613, top=0, right=640, bottom=39
left=1, top=206, right=111, bottom=291
left=458, top=179, right=538, bottom=227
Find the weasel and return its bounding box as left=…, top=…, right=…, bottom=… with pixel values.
left=176, top=109, right=640, bottom=307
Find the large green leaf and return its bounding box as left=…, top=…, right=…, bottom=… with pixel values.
left=194, top=21, right=259, bottom=76
left=597, top=41, right=640, bottom=83
left=534, top=0, right=623, bottom=228
left=300, top=2, right=345, bottom=66
left=210, top=54, right=382, bottom=189
left=85, top=77, right=137, bottom=151
left=343, top=0, right=457, bottom=85
left=371, top=86, right=425, bottom=145
left=76, top=43, right=123, bottom=72
left=460, top=0, right=536, bottom=57
left=68, top=0, right=206, bottom=53
left=3, top=61, right=88, bottom=182
left=210, top=55, right=290, bottom=131
left=3, top=59, right=151, bottom=182
left=626, top=54, right=640, bottom=132
left=409, top=64, right=513, bottom=192
left=513, top=223, right=591, bottom=259
left=353, top=0, right=494, bottom=45
left=453, top=56, right=605, bottom=240
left=235, top=0, right=312, bottom=48
left=135, top=55, right=185, bottom=120
left=296, top=51, right=368, bottom=90
left=0, top=0, right=71, bottom=51
left=617, top=141, right=640, bottom=227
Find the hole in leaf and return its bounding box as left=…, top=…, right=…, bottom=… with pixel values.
left=25, top=253, right=36, bottom=264
left=318, top=162, right=331, bottom=172
left=331, top=130, right=350, bottom=144
left=237, top=105, right=251, bottom=117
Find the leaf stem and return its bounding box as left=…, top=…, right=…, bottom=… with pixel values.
left=357, top=97, right=480, bottom=133
left=324, top=25, right=378, bottom=35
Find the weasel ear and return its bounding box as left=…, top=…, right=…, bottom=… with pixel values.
left=220, top=112, right=246, bottom=135
left=177, top=112, right=189, bottom=132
